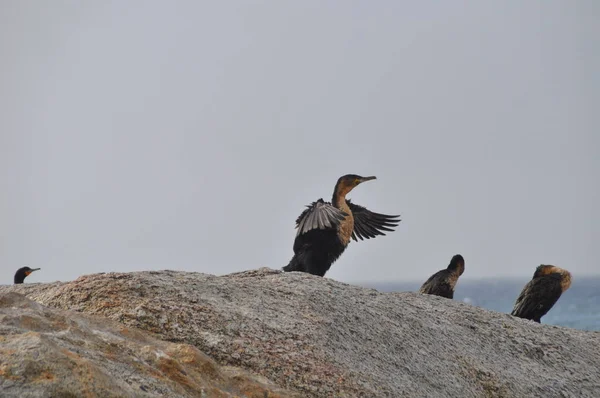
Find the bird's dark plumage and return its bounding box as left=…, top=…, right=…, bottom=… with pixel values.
left=14, top=266, right=41, bottom=284
left=511, top=265, right=571, bottom=323
left=419, top=254, right=465, bottom=299
left=283, top=174, right=401, bottom=277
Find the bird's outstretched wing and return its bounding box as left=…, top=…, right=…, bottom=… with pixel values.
left=511, top=275, right=563, bottom=320
left=295, top=199, right=348, bottom=237
left=346, top=200, right=401, bottom=241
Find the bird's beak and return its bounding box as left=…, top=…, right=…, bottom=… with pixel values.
left=359, top=176, right=377, bottom=183
left=26, top=268, right=41, bottom=276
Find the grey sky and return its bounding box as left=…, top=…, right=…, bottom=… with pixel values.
left=1, top=1, right=598, bottom=285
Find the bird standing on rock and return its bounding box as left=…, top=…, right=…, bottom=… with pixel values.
left=419, top=254, right=465, bottom=299
left=511, top=264, right=572, bottom=323
left=14, top=267, right=41, bottom=284
left=283, top=174, right=401, bottom=277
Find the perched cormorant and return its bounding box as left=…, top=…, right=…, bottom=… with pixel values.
left=14, top=266, right=41, bottom=284
left=419, top=254, right=465, bottom=299
left=283, top=174, right=401, bottom=277
left=511, top=264, right=572, bottom=323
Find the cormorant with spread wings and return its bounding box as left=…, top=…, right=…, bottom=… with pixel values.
left=283, top=174, right=401, bottom=277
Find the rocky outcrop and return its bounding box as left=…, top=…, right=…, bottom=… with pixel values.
left=2, top=268, right=600, bottom=397
left=0, top=292, right=300, bottom=397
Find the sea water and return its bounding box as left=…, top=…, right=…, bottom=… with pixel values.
left=361, top=276, right=600, bottom=331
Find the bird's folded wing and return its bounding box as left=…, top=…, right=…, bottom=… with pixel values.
left=346, top=200, right=401, bottom=241
left=419, top=272, right=439, bottom=294
left=295, top=199, right=348, bottom=236
left=511, top=276, right=562, bottom=317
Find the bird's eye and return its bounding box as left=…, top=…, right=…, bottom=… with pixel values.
left=354, top=179, right=360, bottom=185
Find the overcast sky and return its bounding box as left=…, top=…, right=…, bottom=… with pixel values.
left=1, top=1, right=598, bottom=286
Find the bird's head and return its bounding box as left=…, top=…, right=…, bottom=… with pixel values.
left=533, top=264, right=559, bottom=278
left=14, top=266, right=41, bottom=284
left=447, top=254, right=465, bottom=275
left=334, top=174, right=377, bottom=198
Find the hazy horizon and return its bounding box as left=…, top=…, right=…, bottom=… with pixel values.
left=1, top=2, right=598, bottom=285
left=5, top=267, right=600, bottom=287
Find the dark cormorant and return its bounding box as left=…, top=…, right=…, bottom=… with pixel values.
left=511, top=264, right=572, bottom=323
left=14, top=266, right=41, bottom=284
left=419, top=254, right=465, bottom=299
left=282, top=174, right=401, bottom=277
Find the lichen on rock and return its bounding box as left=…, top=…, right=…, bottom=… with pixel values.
left=0, top=291, right=300, bottom=397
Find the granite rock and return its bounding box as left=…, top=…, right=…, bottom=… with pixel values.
left=2, top=268, right=600, bottom=397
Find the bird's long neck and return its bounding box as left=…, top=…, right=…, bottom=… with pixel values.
left=447, top=263, right=465, bottom=277
left=332, top=182, right=355, bottom=245
left=332, top=184, right=352, bottom=209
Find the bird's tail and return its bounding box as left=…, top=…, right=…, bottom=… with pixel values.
left=283, top=254, right=303, bottom=272
left=282, top=249, right=326, bottom=276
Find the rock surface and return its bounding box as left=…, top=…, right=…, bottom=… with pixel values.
left=0, top=292, right=300, bottom=397
left=2, top=268, right=600, bottom=397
